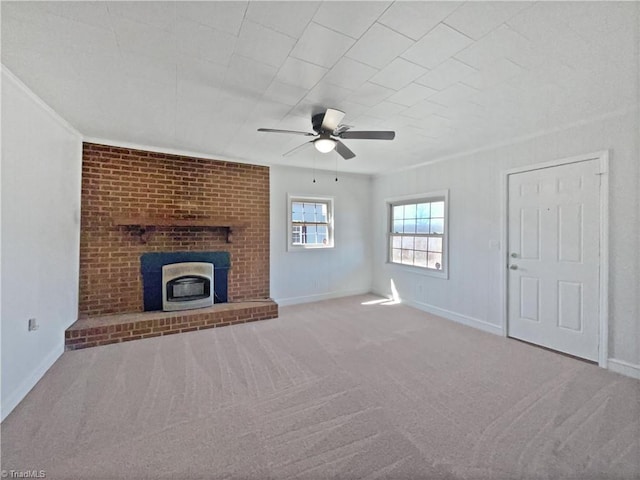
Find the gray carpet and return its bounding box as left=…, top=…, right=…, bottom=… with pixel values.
left=2, top=294, right=639, bottom=479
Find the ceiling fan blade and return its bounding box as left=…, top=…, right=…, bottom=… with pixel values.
left=321, top=108, right=345, bottom=133
left=339, top=130, right=395, bottom=140
left=334, top=124, right=353, bottom=135
left=258, top=128, right=315, bottom=136
left=335, top=140, right=356, bottom=160
left=283, top=141, right=314, bottom=157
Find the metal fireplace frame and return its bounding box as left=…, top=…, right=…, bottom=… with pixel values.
left=162, top=262, right=214, bottom=311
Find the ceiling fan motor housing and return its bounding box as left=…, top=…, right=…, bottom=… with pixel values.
left=312, top=112, right=329, bottom=133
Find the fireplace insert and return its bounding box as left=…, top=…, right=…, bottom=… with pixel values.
left=162, top=262, right=214, bottom=311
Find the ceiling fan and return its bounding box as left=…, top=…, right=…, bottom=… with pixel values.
left=257, top=108, right=395, bottom=160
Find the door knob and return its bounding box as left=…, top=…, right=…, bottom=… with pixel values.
left=509, top=264, right=518, bottom=270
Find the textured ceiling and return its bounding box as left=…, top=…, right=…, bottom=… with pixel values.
left=2, top=1, right=638, bottom=174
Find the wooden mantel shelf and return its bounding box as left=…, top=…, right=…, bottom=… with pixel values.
left=113, top=215, right=248, bottom=243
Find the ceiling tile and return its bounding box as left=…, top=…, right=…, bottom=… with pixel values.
left=275, top=113, right=316, bottom=132
left=1, top=15, right=64, bottom=56
left=347, top=114, right=386, bottom=128
left=503, top=40, right=549, bottom=70
left=235, top=20, right=296, bottom=68
left=303, top=80, right=354, bottom=105
left=216, top=92, right=260, bottom=122
left=364, top=101, right=408, bottom=119
left=348, top=82, right=395, bottom=106
left=177, top=56, right=227, bottom=90
left=565, top=2, right=637, bottom=39
left=1, top=1, right=52, bottom=28
left=177, top=79, right=223, bottom=113
left=263, top=80, right=309, bottom=106
left=345, top=23, right=413, bottom=69
left=107, top=2, right=176, bottom=31
left=401, top=24, right=473, bottom=69
left=290, top=22, right=355, bottom=68
left=461, top=58, right=526, bottom=90
left=378, top=2, right=462, bottom=41
left=415, top=58, right=477, bottom=91
left=399, top=100, right=450, bottom=119
left=322, top=57, right=378, bottom=90
left=120, top=52, right=177, bottom=85
left=444, top=1, right=534, bottom=40
left=327, top=100, right=370, bottom=121
left=387, top=83, right=438, bottom=107
left=428, top=83, right=478, bottom=107
left=454, top=24, right=529, bottom=69
left=249, top=100, right=294, bottom=128
left=45, top=2, right=112, bottom=29
left=177, top=1, right=247, bottom=36
left=46, top=14, right=119, bottom=56
left=111, top=16, right=176, bottom=62
left=384, top=112, right=427, bottom=128
left=276, top=57, right=328, bottom=89
left=506, top=2, right=572, bottom=43
left=313, top=1, right=391, bottom=39
left=415, top=114, right=453, bottom=131
left=245, top=1, right=320, bottom=38
left=369, top=58, right=428, bottom=91
left=175, top=19, right=236, bottom=66
left=223, top=55, right=278, bottom=99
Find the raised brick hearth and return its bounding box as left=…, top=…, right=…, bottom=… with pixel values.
left=65, top=300, right=278, bottom=351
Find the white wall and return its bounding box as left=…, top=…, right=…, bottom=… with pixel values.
left=270, top=164, right=372, bottom=305
left=371, top=109, right=640, bottom=374
left=1, top=67, right=82, bottom=420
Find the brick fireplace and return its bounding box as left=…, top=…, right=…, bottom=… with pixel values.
left=67, top=143, right=276, bottom=349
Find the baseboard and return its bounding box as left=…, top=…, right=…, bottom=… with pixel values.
left=402, top=298, right=504, bottom=336
left=607, top=358, right=640, bottom=380
left=275, top=289, right=371, bottom=307
left=1, top=344, right=64, bottom=422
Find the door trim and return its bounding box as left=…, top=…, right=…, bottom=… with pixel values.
left=500, top=150, right=609, bottom=368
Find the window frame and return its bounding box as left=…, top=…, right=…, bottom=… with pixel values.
left=287, top=194, right=335, bottom=251
left=386, top=190, right=449, bottom=279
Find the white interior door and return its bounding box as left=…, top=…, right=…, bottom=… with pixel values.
left=507, top=159, right=601, bottom=361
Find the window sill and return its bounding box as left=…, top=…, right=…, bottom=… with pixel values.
left=288, top=244, right=335, bottom=252
left=386, top=261, right=449, bottom=279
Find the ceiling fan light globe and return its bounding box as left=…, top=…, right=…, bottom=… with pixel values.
left=314, top=138, right=337, bottom=153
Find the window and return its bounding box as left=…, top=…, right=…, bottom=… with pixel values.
left=388, top=191, right=448, bottom=277
left=288, top=195, right=334, bottom=250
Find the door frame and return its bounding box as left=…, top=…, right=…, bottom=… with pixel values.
left=500, top=150, right=609, bottom=368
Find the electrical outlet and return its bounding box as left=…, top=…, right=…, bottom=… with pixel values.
left=28, top=318, right=39, bottom=331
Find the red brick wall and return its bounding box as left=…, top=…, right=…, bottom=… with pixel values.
left=79, top=143, right=270, bottom=316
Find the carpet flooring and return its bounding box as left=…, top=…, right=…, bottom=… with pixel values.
left=2, top=295, right=639, bottom=479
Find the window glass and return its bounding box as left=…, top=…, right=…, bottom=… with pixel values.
left=404, top=203, right=417, bottom=219
left=428, top=237, right=442, bottom=252
left=416, top=218, right=429, bottom=233
left=431, top=201, right=445, bottom=217
left=430, top=218, right=444, bottom=234
left=289, top=197, right=333, bottom=249
left=403, top=219, right=416, bottom=234
left=388, top=195, right=447, bottom=273
left=292, top=202, right=303, bottom=222
left=417, top=203, right=430, bottom=218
